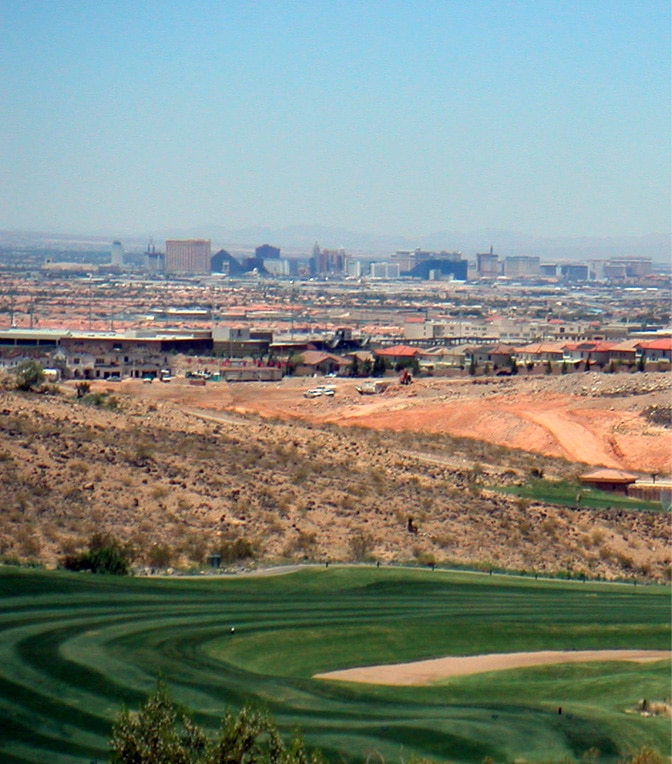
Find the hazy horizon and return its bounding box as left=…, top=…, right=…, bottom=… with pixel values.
left=1, top=1, right=669, bottom=239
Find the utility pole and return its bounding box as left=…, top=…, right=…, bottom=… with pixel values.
left=289, top=280, right=295, bottom=341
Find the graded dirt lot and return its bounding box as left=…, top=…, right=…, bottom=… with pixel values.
left=314, top=649, right=672, bottom=686
left=122, top=371, right=672, bottom=473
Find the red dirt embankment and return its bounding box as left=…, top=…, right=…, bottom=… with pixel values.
left=122, top=372, right=671, bottom=473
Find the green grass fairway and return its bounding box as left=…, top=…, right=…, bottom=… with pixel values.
left=498, top=479, right=664, bottom=512
left=0, top=566, right=669, bottom=763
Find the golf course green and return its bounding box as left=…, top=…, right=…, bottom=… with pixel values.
left=0, top=565, right=669, bottom=763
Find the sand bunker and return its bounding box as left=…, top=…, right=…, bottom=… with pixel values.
left=314, top=650, right=671, bottom=686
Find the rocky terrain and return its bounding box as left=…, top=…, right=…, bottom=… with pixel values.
left=0, top=371, right=669, bottom=581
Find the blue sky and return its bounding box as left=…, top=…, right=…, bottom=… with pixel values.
left=0, top=0, right=669, bottom=238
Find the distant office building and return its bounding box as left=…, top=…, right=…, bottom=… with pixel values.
left=369, top=262, right=386, bottom=279
left=263, top=258, right=290, bottom=277
left=503, top=256, right=540, bottom=278
left=476, top=248, right=499, bottom=278
left=255, top=243, right=281, bottom=260
left=111, top=241, right=124, bottom=267
left=560, top=263, right=589, bottom=281
left=165, top=239, right=211, bottom=273
left=408, top=249, right=433, bottom=270
left=346, top=259, right=362, bottom=278
left=590, top=258, right=652, bottom=280
left=391, top=250, right=414, bottom=272
left=310, top=243, right=347, bottom=276
left=603, top=262, right=629, bottom=280
left=144, top=239, right=164, bottom=273
left=369, top=262, right=400, bottom=279
left=540, top=263, right=559, bottom=278
left=609, top=258, right=652, bottom=278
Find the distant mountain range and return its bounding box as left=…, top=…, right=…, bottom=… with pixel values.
left=0, top=226, right=669, bottom=263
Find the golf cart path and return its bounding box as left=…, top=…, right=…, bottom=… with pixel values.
left=314, top=649, right=671, bottom=686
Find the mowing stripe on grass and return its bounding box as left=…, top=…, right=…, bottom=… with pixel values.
left=0, top=567, right=668, bottom=764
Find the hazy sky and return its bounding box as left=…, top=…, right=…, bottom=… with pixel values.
left=1, top=0, right=669, bottom=238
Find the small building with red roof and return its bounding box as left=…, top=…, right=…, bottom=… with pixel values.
left=579, top=469, right=639, bottom=494
left=374, top=345, right=421, bottom=365
left=636, top=338, right=672, bottom=362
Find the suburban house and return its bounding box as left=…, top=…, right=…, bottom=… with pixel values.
left=636, top=338, right=672, bottom=363
left=607, top=339, right=641, bottom=366
left=562, top=341, right=615, bottom=366
left=419, top=345, right=469, bottom=368
left=292, top=350, right=349, bottom=376
left=374, top=344, right=421, bottom=366
left=466, top=343, right=518, bottom=368
left=514, top=342, right=566, bottom=364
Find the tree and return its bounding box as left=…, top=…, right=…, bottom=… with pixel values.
left=349, top=355, right=360, bottom=377
left=285, top=354, right=303, bottom=376
left=61, top=533, right=131, bottom=575
left=468, top=356, right=477, bottom=376
left=371, top=354, right=387, bottom=377
left=147, top=544, right=173, bottom=569
left=110, top=682, right=208, bottom=764
left=14, top=360, right=45, bottom=391
left=110, top=683, right=324, bottom=764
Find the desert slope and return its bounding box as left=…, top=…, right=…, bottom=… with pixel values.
left=0, top=376, right=669, bottom=580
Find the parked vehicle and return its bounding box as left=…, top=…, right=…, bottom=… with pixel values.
left=304, top=386, right=336, bottom=398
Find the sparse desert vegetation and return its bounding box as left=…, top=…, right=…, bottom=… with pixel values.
left=0, top=377, right=669, bottom=581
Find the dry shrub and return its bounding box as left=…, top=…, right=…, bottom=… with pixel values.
left=349, top=530, right=373, bottom=561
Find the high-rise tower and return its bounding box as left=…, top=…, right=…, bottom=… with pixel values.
left=111, top=241, right=124, bottom=267
left=165, top=239, right=211, bottom=273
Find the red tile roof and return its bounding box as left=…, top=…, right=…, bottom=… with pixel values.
left=375, top=344, right=421, bottom=358
left=637, top=338, right=672, bottom=351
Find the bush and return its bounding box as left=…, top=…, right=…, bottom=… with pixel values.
left=216, top=538, right=256, bottom=565
left=110, top=682, right=325, bottom=764
left=81, top=391, right=119, bottom=410
left=61, top=533, right=131, bottom=575
left=147, top=544, right=173, bottom=569
left=14, top=360, right=45, bottom=391
left=349, top=530, right=373, bottom=561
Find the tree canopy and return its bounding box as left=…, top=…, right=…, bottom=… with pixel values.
left=110, top=683, right=325, bottom=764
left=14, top=360, right=45, bottom=391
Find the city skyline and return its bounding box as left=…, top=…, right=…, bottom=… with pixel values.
left=1, top=1, right=669, bottom=239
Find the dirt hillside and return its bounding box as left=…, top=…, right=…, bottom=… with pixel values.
left=123, top=371, right=671, bottom=473
left=0, top=371, right=669, bottom=581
